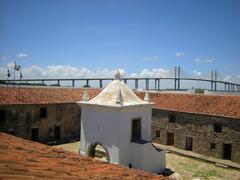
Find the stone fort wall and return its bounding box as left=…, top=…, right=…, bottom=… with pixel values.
left=0, top=104, right=239, bottom=163
left=0, top=103, right=81, bottom=143
left=151, top=109, right=240, bottom=163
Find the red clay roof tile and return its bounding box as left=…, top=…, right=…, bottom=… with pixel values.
left=136, top=91, right=240, bottom=119
left=1, top=87, right=240, bottom=119
left=0, top=133, right=165, bottom=179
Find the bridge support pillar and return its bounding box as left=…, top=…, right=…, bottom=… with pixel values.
left=178, top=78, right=180, bottom=90
left=174, top=78, right=177, bottom=90
left=135, top=79, right=138, bottom=90
left=86, top=80, right=89, bottom=87
left=146, top=79, right=149, bottom=90
left=154, top=79, right=157, bottom=90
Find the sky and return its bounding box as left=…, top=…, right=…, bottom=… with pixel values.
left=0, top=0, right=240, bottom=83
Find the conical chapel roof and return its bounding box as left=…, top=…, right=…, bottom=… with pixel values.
left=82, top=70, right=151, bottom=106
left=88, top=80, right=147, bottom=106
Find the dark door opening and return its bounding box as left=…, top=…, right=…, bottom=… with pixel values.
left=185, top=136, right=193, bottom=151
left=167, top=132, right=174, bottom=146
left=7, top=131, right=14, bottom=135
left=55, top=126, right=61, bottom=140
left=131, top=119, right=141, bottom=140
left=31, top=128, right=39, bottom=141
left=222, top=143, right=232, bottom=160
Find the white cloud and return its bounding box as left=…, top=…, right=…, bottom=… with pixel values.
left=129, top=73, right=138, bottom=77
left=175, top=52, right=184, bottom=57
left=143, top=55, right=160, bottom=62
left=237, top=75, right=240, bottom=79
left=193, top=70, right=202, bottom=76
left=205, top=58, right=214, bottom=63
left=195, top=58, right=201, bottom=63
left=0, top=63, right=128, bottom=79
left=136, top=68, right=171, bottom=78
left=0, top=56, right=7, bottom=61
left=195, top=57, right=215, bottom=63
left=223, top=75, right=231, bottom=82
left=16, top=53, right=28, bottom=59
left=0, top=63, right=172, bottom=80
left=6, top=62, right=15, bottom=68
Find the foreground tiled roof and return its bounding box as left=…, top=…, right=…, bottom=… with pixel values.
left=1, top=87, right=240, bottom=119
left=0, top=133, right=164, bottom=179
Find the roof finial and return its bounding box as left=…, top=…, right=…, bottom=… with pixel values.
left=144, top=91, right=151, bottom=102
left=116, top=89, right=123, bottom=104
left=82, top=89, right=89, bottom=101
left=114, top=69, right=121, bottom=80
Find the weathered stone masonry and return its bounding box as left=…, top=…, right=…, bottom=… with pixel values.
left=1, top=87, right=240, bottom=164
left=151, top=108, right=240, bottom=163
left=0, top=103, right=81, bottom=143
left=1, top=103, right=240, bottom=164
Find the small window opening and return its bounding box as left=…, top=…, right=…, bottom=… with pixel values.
left=168, top=114, right=176, bottom=123
left=214, top=123, right=222, bottom=133
left=131, top=119, right=141, bottom=140
left=155, top=130, right=160, bottom=138
left=210, top=143, right=216, bottom=150
left=40, top=108, right=47, bottom=118
left=0, top=110, right=5, bottom=121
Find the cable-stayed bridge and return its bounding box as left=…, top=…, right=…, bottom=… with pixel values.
left=1, top=67, right=240, bottom=92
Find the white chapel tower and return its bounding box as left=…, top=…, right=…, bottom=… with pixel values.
left=78, top=70, right=165, bottom=173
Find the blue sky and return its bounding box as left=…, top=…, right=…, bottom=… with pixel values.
left=0, top=0, right=240, bottom=82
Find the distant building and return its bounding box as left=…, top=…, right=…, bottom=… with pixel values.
left=152, top=108, right=240, bottom=163
left=149, top=93, right=240, bottom=163
left=78, top=71, right=165, bottom=173
left=0, top=87, right=100, bottom=144
left=0, top=85, right=240, bottom=164
left=0, top=103, right=80, bottom=143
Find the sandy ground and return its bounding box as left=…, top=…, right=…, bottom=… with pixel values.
left=55, top=142, right=240, bottom=180
left=166, top=152, right=240, bottom=180
left=55, top=141, right=80, bottom=153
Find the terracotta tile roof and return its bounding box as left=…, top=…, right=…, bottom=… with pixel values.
left=136, top=92, right=240, bottom=119
left=0, top=87, right=100, bottom=105
left=0, top=133, right=165, bottom=179
left=0, top=87, right=240, bottom=119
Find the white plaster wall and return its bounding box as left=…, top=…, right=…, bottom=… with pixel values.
left=80, top=102, right=163, bottom=171
left=130, top=142, right=144, bottom=169
left=130, top=142, right=166, bottom=173
left=80, top=105, right=121, bottom=164
left=118, top=105, right=152, bottom=165
left=80, top=106, right=87, bottom=156
left=142, top=144, right=166, bottom=173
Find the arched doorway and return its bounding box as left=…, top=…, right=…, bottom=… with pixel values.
left=87, top=143, right=110, bottom=162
